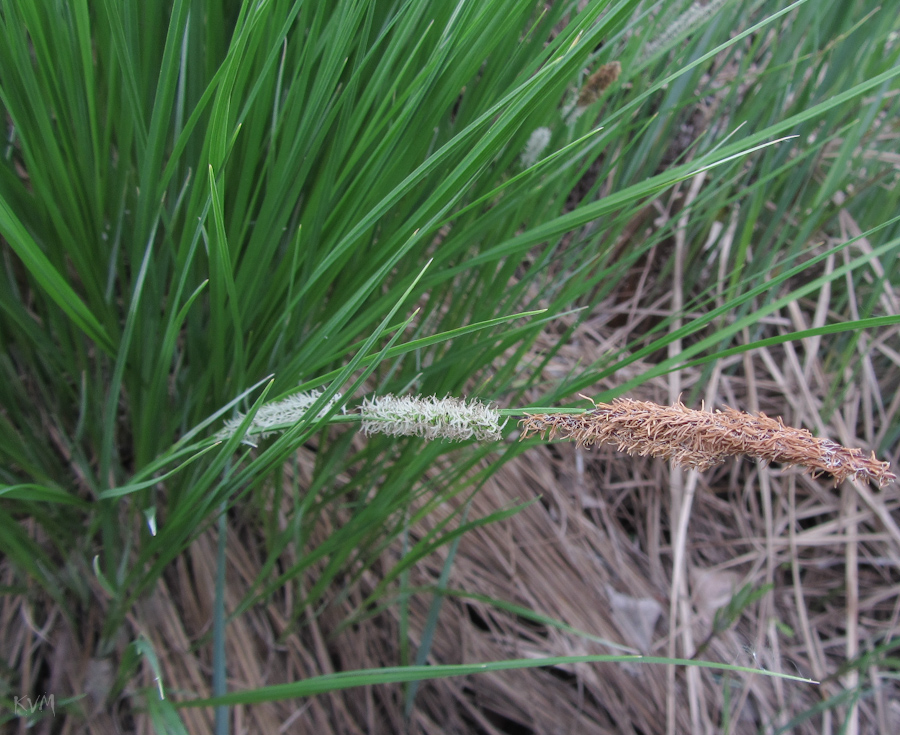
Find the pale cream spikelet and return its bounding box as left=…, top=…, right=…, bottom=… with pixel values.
left=644, top=0, right=730, bottom=56
left=360, top=394, right=506, bottom=442
left=217, top=389, right=343, bottom=446
left=520, top=127, right=553, bottom=168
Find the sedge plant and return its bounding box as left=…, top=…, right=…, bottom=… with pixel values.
left=1, top=0, right=899, bottom=731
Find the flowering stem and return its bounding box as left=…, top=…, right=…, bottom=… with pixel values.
left=218, top=392, right=894, bottom=487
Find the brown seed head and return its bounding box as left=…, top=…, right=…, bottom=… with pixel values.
left=577, top=61, right=622, bottom=107
left=519, top=398, right=895, bottom=487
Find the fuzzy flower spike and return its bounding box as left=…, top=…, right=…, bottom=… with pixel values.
left=217, top=389, right=343, bottom=446
left=519, top=397, right=895, bottom=487
left=360, top=394, right=506, bottom=442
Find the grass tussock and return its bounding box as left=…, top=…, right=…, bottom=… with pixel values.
left=1, top=0, right=899, bottom=732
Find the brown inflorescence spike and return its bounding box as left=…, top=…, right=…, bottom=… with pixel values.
left=577, top=61, right=622, bottom=107
left=519, top=398, right=895, bottom=487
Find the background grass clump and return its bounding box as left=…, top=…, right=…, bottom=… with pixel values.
left=1, top=0, right=899, bottom=732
